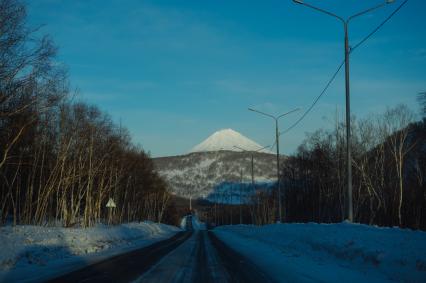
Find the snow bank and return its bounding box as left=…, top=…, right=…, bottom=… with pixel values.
left=213, top=222, right=426, bottom=283
left=192, top=215, right=206, bottom=230
left=180, top=216, right=187, bottom=229
left=0, top=222, right=181, bottom=282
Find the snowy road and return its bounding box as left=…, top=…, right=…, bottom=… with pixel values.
left=47, top=216, right=272, bottom=283
left=134, top=231, right=228, bottom=283
left=3, top=220, right=425, bottom=282
left=47, top=231, right=192, bottom=283
left=134, top=229, right=272, bottom=283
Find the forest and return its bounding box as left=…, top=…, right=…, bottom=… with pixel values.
left=0, top=0, right=175, bottom=227
left=202, top=103, right=425, bottom=230
left=281, top=104, right=425, bottom=229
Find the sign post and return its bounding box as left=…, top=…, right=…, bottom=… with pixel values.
left=106, top=197, right=116, bottom=225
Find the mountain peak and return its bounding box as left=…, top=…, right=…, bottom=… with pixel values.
left=189, top=128, right=271, bottom=153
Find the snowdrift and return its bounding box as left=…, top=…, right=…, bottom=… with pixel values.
left=214, top=222, right=426, bottom=283
left=0, top=222, right=181, bottom=282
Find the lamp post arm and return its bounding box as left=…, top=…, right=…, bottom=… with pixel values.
left=293, top=0, right=345, bottom=23
left=233, top=144, right=271, bottom=153
left=248, top=108, right=277, bottom=120
left=294, top=1, right=392, bottom=24
left=256, top=144, right=272, bottom=152
left=233, top=145, right=248, bottom=152
left=348, top=2, right=388, bottom=22
left=277, top=108, right=300, bottom=120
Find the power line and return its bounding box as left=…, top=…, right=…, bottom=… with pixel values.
left=350, top=0, right=409, bottom=53
left=280, top=0, right=408, bottom=135
left=281, top=60, right=344, bottom=135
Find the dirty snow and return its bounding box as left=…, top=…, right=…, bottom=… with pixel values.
left=0, top=222, right=180, bottom=283
left=213, top=222, right=426, bottom=283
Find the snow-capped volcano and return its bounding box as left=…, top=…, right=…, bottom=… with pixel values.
left=154, top=129, right=276, bottom=199
left=190, top=129, right=271, bottom=153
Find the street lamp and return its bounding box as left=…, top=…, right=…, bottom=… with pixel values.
left=292, top=0, right=394, bottom=222
left=248, top=108, right=299, bottom=222
left=233, top=144, right=271, bottom=224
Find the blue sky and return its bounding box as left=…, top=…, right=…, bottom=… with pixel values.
left=27, top=0, right=426, bottom=157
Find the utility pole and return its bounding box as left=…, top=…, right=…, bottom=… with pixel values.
left=240, top=168, right=243, bottom=224
left=251, top=154, right=254, bottom=187
left=293, top=0, right=394, bottom=222
left=275, top=119, right=281, bottom=221
left=230, top=184, right=233, bottom=225
left=214, top=193, right=217, bottom=225
left=233, top=144, right=270, bottom=224
left=343, top=22, right=353, bottom=222
left=248, top=108, right=299, bottom=223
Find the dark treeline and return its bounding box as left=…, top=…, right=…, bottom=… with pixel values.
left=199, top=184, right=277, bottom=227
left=0, top=0, right=174, bottom=227
left=282, top=103, right=425, bottom=230
left=202, top=104, right=425, bottom=230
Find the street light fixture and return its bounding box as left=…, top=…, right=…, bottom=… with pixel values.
left=292, top=0, right=394, bottom=222
left=248, top=107, right=299, bottom=222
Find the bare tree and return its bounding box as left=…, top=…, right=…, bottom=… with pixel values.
left=379, top=105, right=415, bottom=226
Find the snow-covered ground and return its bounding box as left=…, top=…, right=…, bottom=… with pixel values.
left=213, top=222, right=426, bottom=283
left=180, top=216, right=188, bottom=229
left=0, top=222, right=181, bottom=283
left=192, top=214, right=206, bottom=230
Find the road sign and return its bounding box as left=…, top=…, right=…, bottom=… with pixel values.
left=106, top=198, right=116, bottom=208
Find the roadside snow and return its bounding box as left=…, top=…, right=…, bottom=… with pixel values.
left=0, top=222, right=181, bottom=283
left=192, top=215, right=206, bottom=230
left=180, top=217, right=187, bottom=229
left=213, top=222, right=426, bottom=283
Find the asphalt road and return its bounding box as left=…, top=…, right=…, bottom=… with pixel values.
left=47, top=231, right=192, bottom=283
left=48, top=217, right=273, bottom=283
left=135, top=230, right=229, bottom=283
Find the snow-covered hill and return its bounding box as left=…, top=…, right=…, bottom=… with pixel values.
left=154, top=129, right=281, bottom=200
left=154, top=150, right=280, bottom=199
left=190, top=129, right=272, bottom=153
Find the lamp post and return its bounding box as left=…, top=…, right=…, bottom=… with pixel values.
left=248, top=108, right=299, bottom=222
left=234, top=144, right=271, bottom=224
left=292, top=0, right=394, bottom=222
